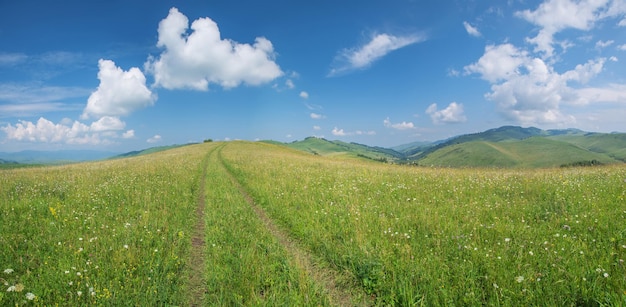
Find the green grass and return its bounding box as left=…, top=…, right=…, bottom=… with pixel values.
left=201, top=144, right=330, bottom=305
left=551, top=133, right=626, bottom=162
left=0, top=145, right=208, bottom=305
left=2, top=141, right=625, bottom=305
left=221, top=141, right=626, bottom=305
left=419, top=137, right=620, bottom=168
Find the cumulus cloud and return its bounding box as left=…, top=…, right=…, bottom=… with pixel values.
left=1, top=117, right=129, bottom=145
left=299, top=91, right=309, bottom=99
left=82, top=59, right=156, bottom=119
left=463, top=21, right=481, bottom=37
left=329, top=33, right=425, bottom=76
left=145, top=7, right=283, bottom=90
left=426, top=102, right=467, bottom=124
left=313, top=125, right=321, bottom=130
left=285, top=79, right=295, bottom=89
left=147, top=134, right=162, bottom=143
left=383, top=117, right=415, bottom=130
left=464, top=44, right=528, bottom=83
left=464, top=42, right=619, bottom=125
left=515, top=0, right=623, bottom=58
left=122, top=129, right=135, bottom=139
left=90, top=116, right=126, bottom=132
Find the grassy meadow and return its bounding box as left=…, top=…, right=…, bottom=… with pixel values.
left=1, top=141, right=625, bottom=305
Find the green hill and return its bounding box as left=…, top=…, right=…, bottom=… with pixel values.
left=277, top=126, right=624, bottom=168
left=283, top=137, right=401, bottom=162
left=549, top=133, right=626, bottom=162
left=417, top=137, right=620, bottom=168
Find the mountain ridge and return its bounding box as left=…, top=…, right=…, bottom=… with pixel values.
left=282, top=126, right=626, bottom=168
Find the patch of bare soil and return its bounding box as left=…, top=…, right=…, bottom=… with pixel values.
left=187, top=154, right=210, bottom=307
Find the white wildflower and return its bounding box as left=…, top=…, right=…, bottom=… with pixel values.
left=25, top=292, right=35, bottom=300
left=3, top=268, right=13, bottom=274
left=515, top=276, right=524, bottom=283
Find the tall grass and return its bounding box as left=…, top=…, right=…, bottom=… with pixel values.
left=221, top=141, right=626, bottom=305
left=2, top=140, right=624, bottom=305
left=0, top=144, right=208, bottom=305
left=201, top=144, right=330, bottom=305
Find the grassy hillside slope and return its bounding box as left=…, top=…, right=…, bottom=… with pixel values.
left=418, top=137, right=620, bottom=168
left=550, top=133, right=626, bottom=162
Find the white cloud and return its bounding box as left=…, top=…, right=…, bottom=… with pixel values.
left=329, top=33, right=425, bottom=76
left=515, top=0, right=621, bottom=58
left=122, top=130, right=135, bottom=139
left=465, top=43, right=618, bottom=125
left=464, top=44, right=528, bottom=83
left=331, top=127, right=374, bottom=136
left=331, top=127, right=347, bottom=136
left=618, top=44, right=626, bottom=50
left=310, top=113, right=325, bottom=119
left=313, top=125, right=321, bottom=130
left=463, top=21, right=481, bottom=37
left=82, top=59, right=155, bottom=119
left=285, top=79, right=295, bottom=89
left=145, top=7, right=283, bottom=90
left=426, top=102, right=467, bottom=124
left=595, top=39, right=614, bottom=49
left=147, top=134, right=162, bottom=143
left=90, top=116, right=126, bottom=132
left=383, top=117, right=415, bottom=130
left=0, top=117, right=122, bottom=145
left=299, top=91, right=309, bottom=99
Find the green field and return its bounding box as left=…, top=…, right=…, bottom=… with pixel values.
left=1, top=141, right=625, bottom=305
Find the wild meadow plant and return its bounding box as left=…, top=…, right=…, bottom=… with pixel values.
left=221, top=141, right=626, bottom=306
left=200, top=145, right=330, bottom=305
left=2, top=140, right=624, bottom=305
left=0, top=144, right=209, bottom=305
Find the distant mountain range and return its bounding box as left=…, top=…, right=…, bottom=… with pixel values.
left=0, top=144, right=195, bottom=165
left=2, top=126, right=625, bottom=168
left=0, top=150, right=119, bottom=165
left=280, top=126, right=626, bottom=168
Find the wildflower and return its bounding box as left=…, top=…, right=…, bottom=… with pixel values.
left=123, top=244, right=129, bottom=249
left=515, top=276, right=525, bottom=283
left=603, top=273, right=609, bottom=278
left=77, top=291, right=82, bottom=296
left=7, top=285, right=16, bottom=292
left=3, top=268, right=13, bottom=274
left=504, top=238, right=511, bottom=242
left=493, top=283, right=499, bottom=289
left=14, top=283, right=24, bottom=292
left=25, top=292, right=35, bottom=300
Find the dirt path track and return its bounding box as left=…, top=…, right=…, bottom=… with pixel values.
left=217, top=146, right=369, bottom=307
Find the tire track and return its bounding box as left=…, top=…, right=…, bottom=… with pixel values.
left=187, top=145, right=218, bottom=306
left=217, top=145, right=370, bottom=307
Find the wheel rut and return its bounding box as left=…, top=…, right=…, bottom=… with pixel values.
left=187, top=147, right=215, bottom=307
left=217, top=146, right=369, bottom=307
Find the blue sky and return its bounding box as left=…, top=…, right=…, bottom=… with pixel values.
left=1, top=0, right=625, bottom=152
